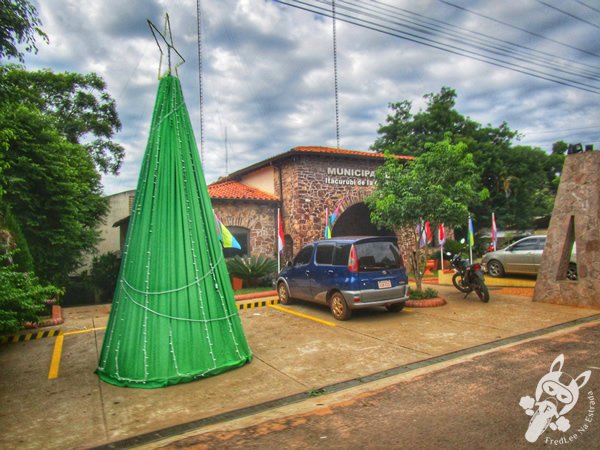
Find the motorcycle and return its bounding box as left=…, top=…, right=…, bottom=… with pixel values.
left=449, top=253, right=490, bottom=302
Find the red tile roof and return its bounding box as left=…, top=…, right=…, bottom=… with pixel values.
left=292, top=146, right=414, bottom=160
left=208, top=180, right=279, bottom=202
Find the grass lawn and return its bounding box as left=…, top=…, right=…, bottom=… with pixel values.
left=408, top=271, right=440, bottom=278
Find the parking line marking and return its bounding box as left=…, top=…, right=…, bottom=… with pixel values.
left=268, top=304, right=337, bottom=327
left=64, top=327, right=106, bottom=336
left=48, top=334, right=64, bottom=380
left=47, top=327, right=106, bottom=380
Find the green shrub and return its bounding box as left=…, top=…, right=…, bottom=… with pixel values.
left=0, top=251, right=62, bottom=333
left=88, top=252, right=121, bottom=302
left=226, top=255, right=277, bottom=287
left=408, top=287, right=438, bottom=300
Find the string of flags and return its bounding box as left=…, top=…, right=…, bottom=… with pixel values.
left=415, top=213, right=498, bottom=264
left=318, top=198, right=499, bottom=266
left=324, top=198, right=347, bottom=239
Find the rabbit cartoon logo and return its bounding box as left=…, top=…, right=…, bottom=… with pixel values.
left=519, top=354, right=591, bottom=443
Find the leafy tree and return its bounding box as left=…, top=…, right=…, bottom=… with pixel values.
left=478, top=145, right=554, bottom=231
left=0, top=251, right=61, bottom=334
left=0, top=204, right=34, bottom=272
left=0, top=65, right=124, bottom=174
left=0, top=7, right=123, bottom=292
left=366, top=139, right=484, bottom=291
left=372, top=87, right=488, bottom=157
left=0, top=104, right=108, bottom=285
left=372, top=87, right=556, bottom=232
left=0, top=128, right=11, bottom=198
left=0, top=0, right=48, bottom=62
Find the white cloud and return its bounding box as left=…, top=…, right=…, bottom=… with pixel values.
left=23, top=0, right=600, bottom=195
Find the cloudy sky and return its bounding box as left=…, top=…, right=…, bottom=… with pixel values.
left=24, top=0, right=600, bottom=195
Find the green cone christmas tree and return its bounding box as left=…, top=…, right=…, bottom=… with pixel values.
left=97, top=75, right=252, bottom=388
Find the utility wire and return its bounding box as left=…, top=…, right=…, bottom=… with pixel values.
left=535, top=0, right=600, bottom=30
left=437, top=0, right=600, bottom=58
left=364, top=0, right=599, bottom=77
left=332, top=0, right=340, bottom=149
left=196, top=0, right=205, bottom=165
left=273, top=0, right=600, bottom=94
left=576, top=0, right=600, bottom=15
left=333, top=0, right=599, bottom=81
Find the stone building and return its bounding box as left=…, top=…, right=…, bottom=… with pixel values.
left=102, top=146, right=417, bottom=265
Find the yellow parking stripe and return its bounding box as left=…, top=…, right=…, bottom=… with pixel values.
left=48, top=334, right=64, bottom=380
left=268, top=304, right=337, bottom=327
left=64, top=327, right=106, bottom=336
left=48, top=327, right=106, bottom=380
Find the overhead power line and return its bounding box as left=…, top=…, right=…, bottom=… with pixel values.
left=338, top=0, right=599, bottom=81
left=273, top=0, right=600, bottom=94
left=196, top=0, right=205, bottom=164
left=576, top=0, right=600, bottom=15
left=535, top=0, right=600, bottom=30
left=437, top=0, right=600, bottom=58
left=367, top=0, right=598, bottom=77
left=332, top=0, right=340, bottom=149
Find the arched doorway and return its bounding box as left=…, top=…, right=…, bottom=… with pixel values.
left=331, top=202, right=394, bottom=237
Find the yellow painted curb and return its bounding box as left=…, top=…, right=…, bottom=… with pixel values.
left=0, top=328, right=62, bottom=345
left=438, top=271, right=536, bottom=288
left=237, top=298, right=280, bottom=310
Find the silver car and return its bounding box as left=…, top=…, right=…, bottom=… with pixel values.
left=481, top=235, right=577, bottom=280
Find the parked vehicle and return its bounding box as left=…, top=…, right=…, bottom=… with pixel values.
left=481, top=235, right=577, bottom=280
left=485, top=234, right=530, bottom=253
left=276, top=236, right=409, bottom=320
left=449, top=253, right=490, bottom=302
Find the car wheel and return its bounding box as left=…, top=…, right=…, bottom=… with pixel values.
left=385, top=303, right=404, bottom=313
left=452, top=273, right=472, bottom=293
left=487, top=260, right=505, bottom=278
left=277, top=282, right=293, bottom=305
left=567, top=263, right=578, bottom=281
left=330, top=292, right=351, bottom=321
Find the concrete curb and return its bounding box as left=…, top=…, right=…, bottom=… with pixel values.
left=405, top=297, right=447, bottom=308
left=234, top=291, right=277, bottom=301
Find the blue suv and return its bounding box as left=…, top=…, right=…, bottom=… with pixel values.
left=276, top=236, right=409, bottom=320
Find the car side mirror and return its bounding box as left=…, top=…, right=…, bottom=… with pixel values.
left=286, top=260, right=292, bottom=267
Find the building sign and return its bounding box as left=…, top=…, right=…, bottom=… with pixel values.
left=325, top=167, right=376, bottom=186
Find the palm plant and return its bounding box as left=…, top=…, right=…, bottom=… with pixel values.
left=226, top=255, right=278, bottom=287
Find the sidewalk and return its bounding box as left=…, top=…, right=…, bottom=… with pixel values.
left=1, top=285, right=599, bottom=449
left=150, top=320, right=600, bottom=449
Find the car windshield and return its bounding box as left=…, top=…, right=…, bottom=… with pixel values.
left=356, top=241, right=403, bottom=271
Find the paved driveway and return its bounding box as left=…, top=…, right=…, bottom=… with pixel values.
left=0, top=285, right=598, bottom=449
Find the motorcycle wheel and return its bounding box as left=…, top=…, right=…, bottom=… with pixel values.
left=452, top=273, right=472, bottom=293
left=474, top=281, right=490, bottom=303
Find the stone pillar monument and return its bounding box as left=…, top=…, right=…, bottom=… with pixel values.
left=533, top=151, right=600, bottom=307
